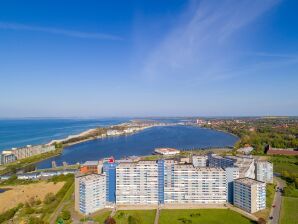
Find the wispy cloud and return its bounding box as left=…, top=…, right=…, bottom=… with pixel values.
left=0, top=22, right=122, bottom=40
left=143, top=0, right=283, bottom=81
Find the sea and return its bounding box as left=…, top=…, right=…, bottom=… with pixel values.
left=0, top=118, right=239, bottom=169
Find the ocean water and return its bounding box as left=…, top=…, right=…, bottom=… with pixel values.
left=37, top=125, right=239, bottom=169
left=0, top=118, right=128, bottom=151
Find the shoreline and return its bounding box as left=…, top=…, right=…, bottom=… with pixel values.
left=47, top=121, right=169, bottom=148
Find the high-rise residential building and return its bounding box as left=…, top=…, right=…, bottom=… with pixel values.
left=75, top=174, right=106, bottom=215
left=116, top=160, right=159, bottom=205
left=11, top=145, right=55, bottom=160
left=225, top=167, right=240, bottom=203
left=0, top=151, right=17, bottom=165
left=208, top=154, right=234, bottom=168
left=192, top=155, right=208, bottom=167
left=234, top=178, right=266, bottom=213
left=209, top=154, right=255, bottom=179
left=164, top=160, right=227, bottom=204
left=103, top=159, right=118, bottom=203
left=226, top=156, right=255, bottom=179
left=254, top=161, right=273, bottom=183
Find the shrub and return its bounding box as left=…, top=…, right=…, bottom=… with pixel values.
left=44, top=192, right=56, bottom=204
left=61, top=210, right=71, bottom=220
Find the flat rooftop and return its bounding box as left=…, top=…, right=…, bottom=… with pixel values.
left=82, top=161, right=99, bottom=166
left=155, top=148, right=180, bottom=153
left=235, top=177, right=264, bottom=186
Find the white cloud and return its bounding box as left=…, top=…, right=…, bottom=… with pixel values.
left=0, top=22, right=122, bottom=40
left=143, top=0, right=281, bottom=81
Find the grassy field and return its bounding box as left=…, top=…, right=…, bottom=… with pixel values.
left=159, top=209, right=254, bottom=224
left=280, top=197, right=298, bottom=224
left=114, top=210, right=156, bottom=224
left=270, top=156, right=298, bottom=175
left=0, top=181, right=64, bottom=213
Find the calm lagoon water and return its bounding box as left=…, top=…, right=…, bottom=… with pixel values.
left=37, top=125, right=238, bottom=169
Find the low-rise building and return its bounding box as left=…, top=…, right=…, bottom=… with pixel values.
left=154, top=148, right=180, bottom=155
left=234, top=178, right=266, bottom=213
left=255, top=160, right=273, bottom=183
left=237, top=146, right=254, bottom=155
left=75, top=174, right=106, bottom=214
left=80, top=160, right=103, bottom=174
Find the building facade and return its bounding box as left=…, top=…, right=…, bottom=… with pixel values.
left=163, top=160, right=227, bottom=204
left=234, top=178, right=266, bottom=213
left=11, top=145, right=55, bottom=160
left=255, top=161, right=273, bottom=183
left=75, top=174, right=106, bottom=214
left=192, top=155, right=208, bottom=167
left=116, top=160, right=159, bottom=205
left=225, top=167, right=240, bottom=203
left=103, top=159, right=118, bottom=203
left=0, top=151, right=16, bottom=165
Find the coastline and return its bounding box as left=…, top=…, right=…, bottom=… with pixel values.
left=47, top=121, right=168, bottom=148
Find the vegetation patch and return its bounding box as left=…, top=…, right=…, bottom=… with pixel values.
left=159, top=209, right=254, bottom=224
left=280, top=197, right=298, bottom=224
left=114, top=210, right=156, bottom=224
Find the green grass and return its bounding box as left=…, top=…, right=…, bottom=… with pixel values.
left=114, top=210, right=156, bottom=224
left=280, top=197, right=298, bottom=224
left=266, top=183, right=276, bottom=208
left=93, top=210, right=112, bottom=223
left=270, top=156, right=298, bottom=175
left=159, top=209, right=255, bottom=224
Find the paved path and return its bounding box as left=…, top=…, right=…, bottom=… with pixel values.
left=268, top=177, right=286, bottom=224
left=154, top=206, right=160, bottom=224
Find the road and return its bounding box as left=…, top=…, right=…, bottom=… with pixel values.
left=268, top=177, right=286, bottom=224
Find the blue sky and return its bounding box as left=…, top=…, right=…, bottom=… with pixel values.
left=0, top=0, right=298, bottom=117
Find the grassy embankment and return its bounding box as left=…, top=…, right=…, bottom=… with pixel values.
left=159, top=209, right=255, bottom=224
left=269, top=155, right=298, bottom=223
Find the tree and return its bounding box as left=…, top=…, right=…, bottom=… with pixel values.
left=104, top=216, right=116, bottom=224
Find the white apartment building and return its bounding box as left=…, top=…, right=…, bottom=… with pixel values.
left=208, top=154, right=234, bottom=168
left=11, top=145, right=55, bottom=160
left=255, top=161, right=273, bottom=183
left=75, top=174, right=106, bottom=214
left=192, top=155, right=208, bottom=167
left=0, top=151, right=16, bottom=165
left=116, top=160, right=159, bottom=205
left=229, top=156, right=255, bottom=179
left=234, top=178, right=266, bottom=213
left=164, top=160, right=227, bottom=204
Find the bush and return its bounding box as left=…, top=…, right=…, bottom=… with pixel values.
left=128, top=215, right=141, bottom=224
left=61, top=210, right=71, bottom=220
left=28, top=216, right=46, bottom=224
left=44, top=192, right=56, bottom=204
